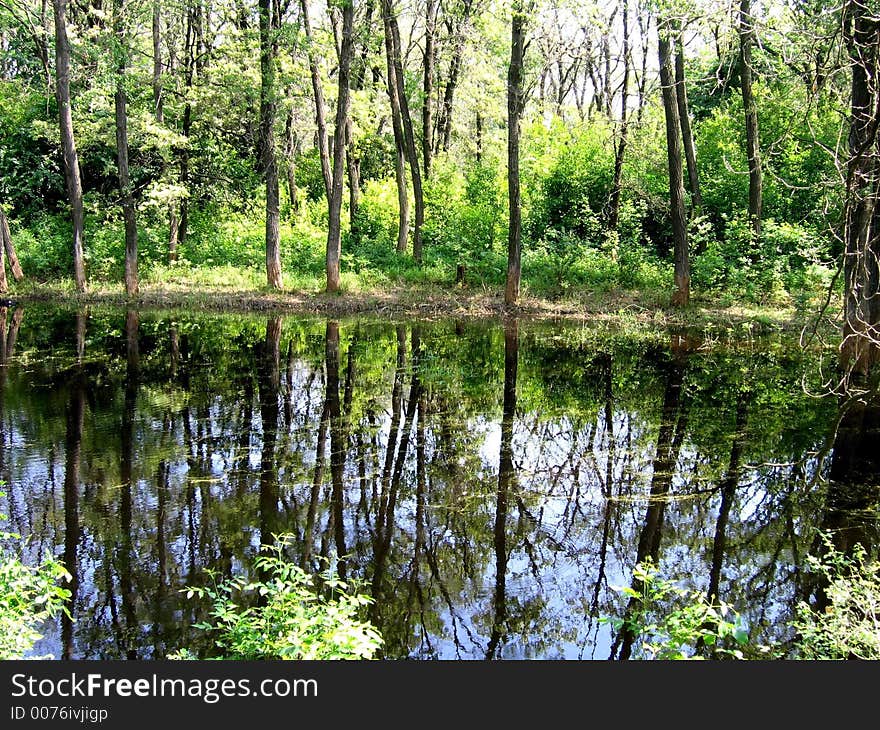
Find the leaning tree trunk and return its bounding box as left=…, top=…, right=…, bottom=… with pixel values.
left=385, top=0, right=424, bottom=262
left=152, top=0, right=179, bottom=261
left=422, top=0, right=437, bottom=178
left=675, top=28, right=701, bottom=212
left=739, top=0, right=762, bottom=236
left=841, top=1, right=880, bottom=377
left=436, top=0, right=474, bottom=154
left=504, top=1, right=525, bottom=306
left=259, top=0, right=282, bottom=289
left=608, top=0, right=631, bottom=231
left=381, top=1, right=410, bottom=254
left=52, top=0, right=87, bottom=292
left=325, top=0, right=354, bottom=293
left=177, top=2, right=200, bottom=249
left=658, top=16, right=690, bottom=307
left=114, top=0, right=138, bottom=297
left=0, top=210, right=23, bottom=282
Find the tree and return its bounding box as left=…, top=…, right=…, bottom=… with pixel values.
left=381, top=0, right=410, bottom=254
left=301, top=0, right=332, bottom=202
left=505, top=0, right=527, bottom=306
left=840, top=0, right=880, bottom=376
left=52, top=0, right=87, bottom=292
left=423, top=0, right=438, bottom=177
left=675, top=25, right=700, bottom=212
left=739, top=0, right=761, bottom=235
left=326, top=0, right=355, bottom=293
left=259, top=0, right=283, bottom=289
left=0, top=210, right=23, bottom=287
left=658, top=13, right=690, bottom=307
left=608, top=0, right=631, bottom=230
left=113, top=0, right=139, bottom=297
left=382, top=0, right=425, bottom=262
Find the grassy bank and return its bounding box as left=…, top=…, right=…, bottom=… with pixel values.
left=3, top=264, right=840, bottom=341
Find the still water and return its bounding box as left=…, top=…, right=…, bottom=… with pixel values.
left=0, top=304, right=876, bottom=659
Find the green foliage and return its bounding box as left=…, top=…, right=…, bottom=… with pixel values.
left=602, top=559, right=749, bottom=660
left=422, top=158, right=507, bottom=284
left=691, top=214, right=833, bottom=305
left=0, top=80, right=64, bottom=216
left=791, top=536, right=880, bottom=660
left=0, top=490, right=72, bottom=660
left=526, top=121, right=614, bottom=244
left=295, top=148, right=328, bottom=203
left=182, top=535, right=383, bottom=660
left=696, top=82, right=841, bottom=230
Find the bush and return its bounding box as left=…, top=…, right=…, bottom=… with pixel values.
left=602, top=558, right=749, bottom=660
left=792, top=536, right=880, bottom=660
left=527, top=121, right=614, bottom=244
left=182, top=535, right=383, bottom=660
left=691, top=214, right=834, bottom=304
left=0, top=490, right=71, bottom=660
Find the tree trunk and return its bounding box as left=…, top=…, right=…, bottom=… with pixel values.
left=675, top=29, right=701, bottom=212
left=326, top=0, right=354, bottom=293
left=608, top=0, right=630, bottom=231
left=436, top=0, right=474, bottom=154
left=0, top=210, right=23, bottom=282
left=381, top=1, right=410, bottom=254
left=384, top=0, right=424, bottom=262
left=52, top=0, right=86, bottom=292
left=422, top=0, right=437, bottom=178
left=841, top=2, right=880, bottom=376
left=0, top=223, right=6, bottom=294
left=300, top=0, right=332, bottom=202
left=636, top=6, right=651, bottom=124
left=658, top=17, right=690, bottom=307
left=152, top=1, right=163, bottom=122
left=505, top=2, right=525, bottom=306
left=476, top=111, right=482, bottom=163
left=114, top=0, right=139, bottom=298
left=259, top=0, right=282, bottom=289
left=346, top=116, right=361, bottom=237
left=152, top=0, right=178, bottom=261
left=739, top=0, right=762, bottom=236
left=285, top=107, right=299, bottom=216
left=177, top=3, right=198, bottom=249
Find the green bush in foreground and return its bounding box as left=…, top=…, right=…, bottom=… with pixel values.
left=607, top=534, right=880, bottom=660
left=0, top=491, right=71, bottom=660
left=792, top=536, right=880, bottom=660
left=603, top=558, right=749, bottom=660
left=180, top=536, right=383, bottom=660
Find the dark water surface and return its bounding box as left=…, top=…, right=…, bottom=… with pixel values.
left=1, top=304, right=877, bottom=659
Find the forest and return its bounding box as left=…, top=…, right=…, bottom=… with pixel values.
left=2, top=0, right=880, bottom=665
left=0, top=0, right=877, bottom=376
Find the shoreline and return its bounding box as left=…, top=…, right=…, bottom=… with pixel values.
left=5, top=280, right=836, bottom=334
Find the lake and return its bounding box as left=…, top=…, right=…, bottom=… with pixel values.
left=0, top=304, right=875, bottom=659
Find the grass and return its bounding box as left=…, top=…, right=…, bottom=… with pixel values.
left=4, top=264, right=840, bottom=348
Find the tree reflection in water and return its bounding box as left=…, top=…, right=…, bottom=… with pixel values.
left=0, top=305, right=869, bottom=660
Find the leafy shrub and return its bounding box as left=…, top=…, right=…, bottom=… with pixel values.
left=691, top=214, right=834, bottom=304
left=353, top=177, right=399, bottom=249
left=0, top=490, right=71, bottom=659
left=792, top=536, right=880, bottom=660
left=295, top=148, right=328, bottom=203
left=527, top=121, right=614, bottom=244
left=602, top=559, right=749, bottom=660
left=182, top=535, right=383, bottom=660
